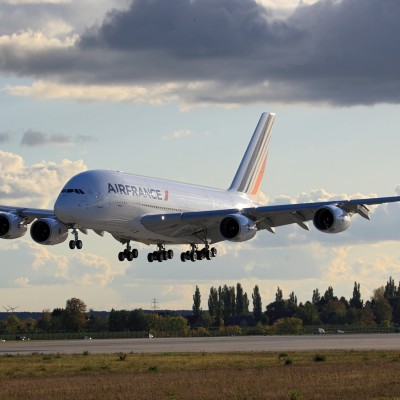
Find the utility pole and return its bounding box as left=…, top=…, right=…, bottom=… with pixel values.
left=151, top=298, right=159, bottom=312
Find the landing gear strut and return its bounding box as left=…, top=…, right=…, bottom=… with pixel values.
left=147, top=244, right=174, bottom=263
left=180, top=243, right=217, bottom=262
left=69, top=228, right=83, bottom=250
left=118, top=241, right=139, bottom=262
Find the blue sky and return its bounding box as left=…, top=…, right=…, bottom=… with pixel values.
left=1, top=0, right=400, bottom=312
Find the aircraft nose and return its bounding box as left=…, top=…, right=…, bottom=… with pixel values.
left=54, top=194, right=77, bottom=223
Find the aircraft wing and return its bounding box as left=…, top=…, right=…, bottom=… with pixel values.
left=0, top=206, right=55, bottom=223
left=140, top=196, right=400, bottom=241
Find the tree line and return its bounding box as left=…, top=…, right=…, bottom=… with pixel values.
left=1, top=276, right=400, bottom=336
left=191, top=276, right=400, bottom=329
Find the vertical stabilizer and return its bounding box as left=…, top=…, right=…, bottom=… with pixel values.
left=228, top=112, right=275, bottom=198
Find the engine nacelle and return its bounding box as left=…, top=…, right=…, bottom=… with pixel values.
left=30, top=218, right=68, bottom=245
left=0, top=213, right=27, bottom=239
left=313, top=205, right=351, bottom=234
left=219, top=214, right=257, bottom=242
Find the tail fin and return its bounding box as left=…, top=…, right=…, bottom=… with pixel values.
left=228, top=112, right=275, bottom=199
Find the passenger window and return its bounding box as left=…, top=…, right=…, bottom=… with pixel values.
left=67, top=189, right=74, bottom=193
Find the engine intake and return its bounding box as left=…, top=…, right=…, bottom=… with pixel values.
left=0, top=213, right=27, bottom=239
left=30, top=218, right=68, bottom=245
left=313, top=205, right=351, bottom=233
left=219, top=214, right=257, bottom=242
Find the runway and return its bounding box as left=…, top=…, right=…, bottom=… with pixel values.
left=1, top=334, right=399, bottom=355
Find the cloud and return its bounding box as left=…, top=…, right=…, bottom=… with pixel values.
left=0, top=133, right=11, bottom=143
left=21, top=130, right=70, bottom=146
left=5, top=0, right=69, bottom=4
left=5, top=80, right=179, bottom=104
left=0, top=150, right=87, bottom=207
left=0, top=0, right=399, bottom=107
left=162, top=129, right=193, bottom=141
left=20, top=129, right=97, bottom=146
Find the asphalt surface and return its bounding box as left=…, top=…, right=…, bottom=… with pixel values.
left=0, top=334, right=399, bottom=355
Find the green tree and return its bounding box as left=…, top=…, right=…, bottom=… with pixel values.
left=129, top=309, right=149, bottom=331
left=349, top=282, right=363, bottom=309
left=51, top=308, right=64, bottom=331
left=275, top=287, right=283, bottom=302
left=320, top=299, right=347, bottom=324
left=37, top=309, right=52, bottom=332
left=273, top=317, right=303, bottom=335
left=236, top=283, right=247, bottom=316
left=289, top=291, right=298, bottom=306
left=372, top=298, right=392, bottom=325
left=192, top=285, right=202, bottom=317
left=252, top=285, right=262, bottom=323
left=221, top=285, right=235, bottom=323
left=109, top=309, right=130, bottom=331
left=312, top=288, right=321, bottom=305
left=21, top=317, right=37, bottom=333
left=384, top=276, right=397, bottom=299
left=4, top=315, right=21, bottom=333
left=62, top=298, right=87, bottom=332
left=208, top=287, right=218, bottom=319
left=297, top=301, right=321, bottom=325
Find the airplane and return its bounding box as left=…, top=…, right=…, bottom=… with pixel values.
left=1, top=112, right=400, bottom=264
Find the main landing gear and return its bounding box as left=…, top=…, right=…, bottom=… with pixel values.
left=147, top=244, right=174, bottom=263
left=69, top=228, right=83, bottom=250
left=180, top=244, right=217, bottom=262
left=118, top=241, right=139, bottom=262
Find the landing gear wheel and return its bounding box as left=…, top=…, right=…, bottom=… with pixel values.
left=190, top=251, right=197, bottom=262
left=167, top=250, right=174, bottom=260
left=76, top=240, right=83, bottom=250
left=132, top=249, right=139, bottom=259
left=69, top=240, right=76, bottom=250
left=211, top=247, right=217, bottom=257
left=148, top=253, right=154, bottom=262
left=118, top=252, right=125, bottom=262
left=127, top=252, right=134, bottom=261
left=180, top=252, right=186, bottom=262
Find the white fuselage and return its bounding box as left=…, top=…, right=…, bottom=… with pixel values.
left=54, top=170, right=257, bottom=245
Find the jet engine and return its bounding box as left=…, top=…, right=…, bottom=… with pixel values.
left=313, top=205, right=351, bottom=233
left=30, top=218, right=69, bottom=245
left=0, top=213, right=27, bottom=239
left=219, top=214, right=257, bottom=242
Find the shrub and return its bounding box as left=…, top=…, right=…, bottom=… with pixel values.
left=313, top=354, right=326, bottom=362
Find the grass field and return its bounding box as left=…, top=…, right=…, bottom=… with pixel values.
left=1, top=351, right=400, bottom=399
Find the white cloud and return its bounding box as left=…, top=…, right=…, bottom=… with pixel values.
left=162, top=129, right=192, bottom=141
left=14, top=276, right=29, bottom=287
left=4, top=0, right=70, bottom=4
left=4, top=80, right=180, bottom=104
left=0, top=29, right=77, bottom=50
left=0, top=151, right=87, bottom=207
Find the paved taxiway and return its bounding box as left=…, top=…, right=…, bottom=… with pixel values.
left=0, top=334, right=399, bottom=355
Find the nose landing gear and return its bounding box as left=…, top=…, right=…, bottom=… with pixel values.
left=69, top=228, right=83, bottom=250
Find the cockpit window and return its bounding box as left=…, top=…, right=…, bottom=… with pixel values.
left=62, top=188, right=85, bottom=194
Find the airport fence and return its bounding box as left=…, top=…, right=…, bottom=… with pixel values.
left=1, top=325, right=399, bottom=341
